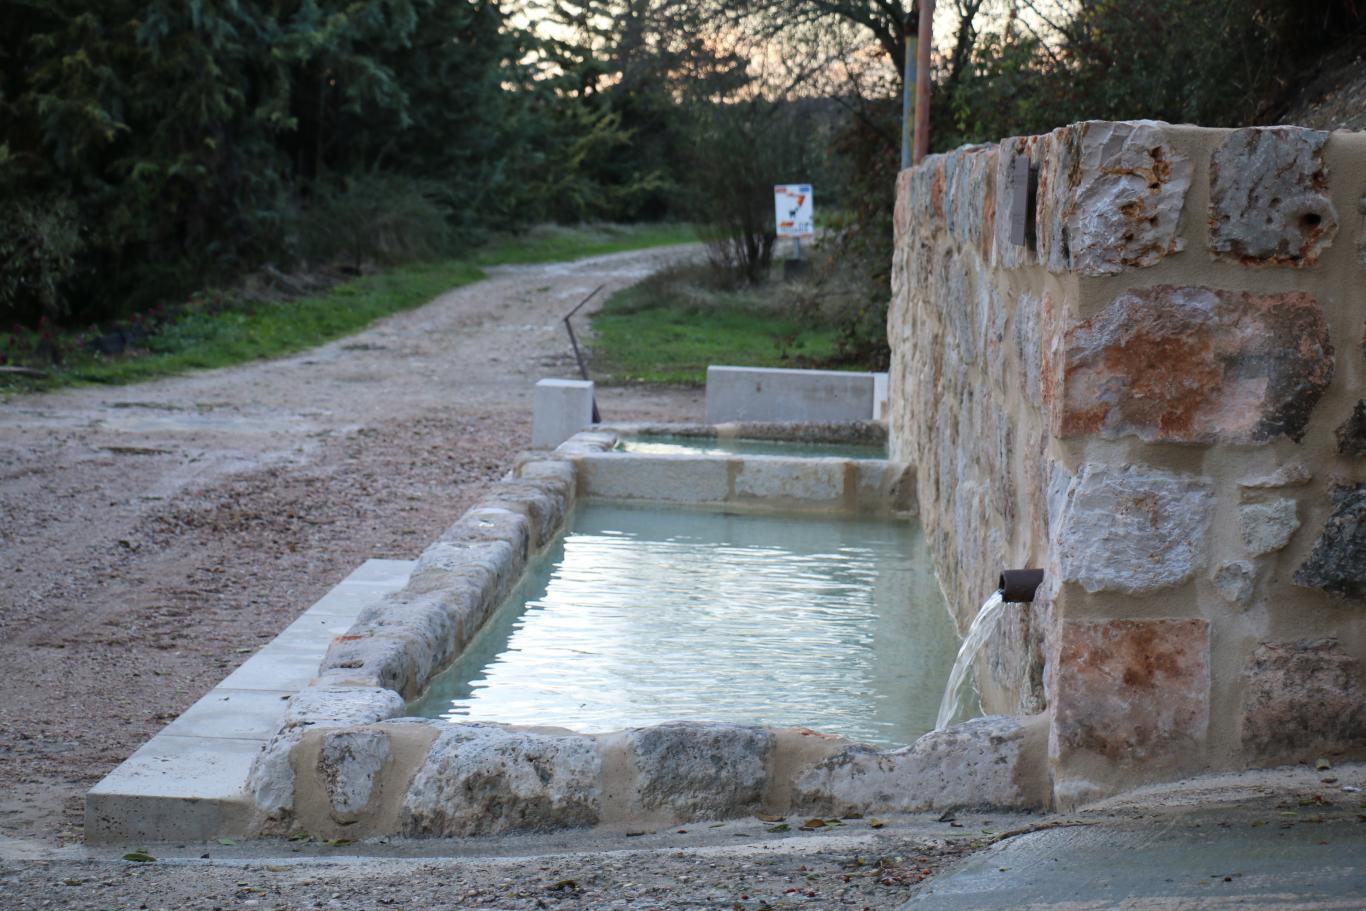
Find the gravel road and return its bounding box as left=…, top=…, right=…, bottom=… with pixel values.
left=0, top=247, right=704, bottom=848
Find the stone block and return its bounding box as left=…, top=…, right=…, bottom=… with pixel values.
left=576, top=452, right=731, bottom=503
left=1211, top=561, right=1256, bottom=604
left=1240, top=465, right=1313, bottom=489
left=1052, top=286, right=1333, bottom=444
left=1051, top=619, right=1211, bottom=763
left=732, top=457, right=844, bottom=504
left=318, top=729, right=390, bottom=818
left=791, top=716, right=1045, bottom=816
left=1335, top=401, right=1366, bottom=456
left=1056, top=464, right=1213, bottom=594
left=532, top=378, right=595, bottom=450
left=1241, top=639, right=1366, bottom=760
left=401, top=724, right=601, bottom=837
left=248, top=687, right=404, bottom=819
left=1037, top=121, right=1191, bottom=275
left=1239, top=499, right=1300, bottom=556
left=705, top=366, right=875, bottom=424
left=1293, top=482, right=1366, bottom=600
left=1209, top=127, right=1337, bottom=267
left=627, top=722, right=772, bottom=818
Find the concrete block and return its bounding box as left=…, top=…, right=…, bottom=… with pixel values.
left=159, top=688, right=295, bottom=741
left=576, top=452, right=731, bottom=503
left=705, top=366, right=875, bottom=424
left=533, top=378, right=595, bottom=449
left=85, top=736, right=261, bottom=843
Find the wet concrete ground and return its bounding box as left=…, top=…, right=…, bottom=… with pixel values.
left=906, top=765, right=1366, bottom=910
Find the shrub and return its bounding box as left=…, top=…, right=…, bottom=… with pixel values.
left=0, top=195, right=84, bottom=324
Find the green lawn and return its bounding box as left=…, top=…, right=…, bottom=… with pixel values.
left=589, top=264, right=846, bottom=386
left=475, top=223, right=696, bottom=266
left=1, top=223, right=695, bottom=393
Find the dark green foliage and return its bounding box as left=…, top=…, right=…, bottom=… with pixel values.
left=0, top=194, right=83, bottom=323
left=0, top=0, right=540, bottom=328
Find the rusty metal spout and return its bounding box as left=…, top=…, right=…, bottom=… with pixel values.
left=998, top=569, right=1044, bottom=603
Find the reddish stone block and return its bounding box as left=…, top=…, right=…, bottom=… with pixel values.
left=1241, top=639, right=1365, bottom=760
left=1052, top=285, right=1334, bottom=444
left=1052, top=619, right=1210, bottom=763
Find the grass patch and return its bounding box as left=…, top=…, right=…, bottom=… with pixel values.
left=1, top=223, right=696, bottom=393
left=589, top=262, right=851, bottom=386
left=475, top=222, right=696, bottom=266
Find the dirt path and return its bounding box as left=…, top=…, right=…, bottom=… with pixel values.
left=0, top=246, right=704, bottom=847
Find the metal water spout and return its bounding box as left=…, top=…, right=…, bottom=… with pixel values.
left=999, top=568, right=1044, bottom=603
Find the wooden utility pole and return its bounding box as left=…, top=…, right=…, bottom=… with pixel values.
left=900, top=3, right=919, bottom=170
left=913, top=0, right=934, bottom=164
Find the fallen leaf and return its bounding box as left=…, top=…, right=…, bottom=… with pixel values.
left=868, top=818, right=886, bottom=829
left=801, top=818, right=828, bottom=829
left=1316, top=758, right=1332, bottom=771
left=766, top=824, right=790, bottom=833
left=62, top=879, right=83, bottom=886
left=121, top=852, right=156, bottom=863
left=547, top=879, right=579, bottom=892
left=265, top=865, right=289, bottom=873
left=217, top=837, right=237, bottom=846
left=756, top=813, right=785, bottom=823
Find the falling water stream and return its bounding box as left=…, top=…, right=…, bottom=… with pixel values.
left=934, top=590, right=1008, bottom=730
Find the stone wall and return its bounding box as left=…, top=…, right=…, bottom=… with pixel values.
left=889, top=121, right=1366, bottom=806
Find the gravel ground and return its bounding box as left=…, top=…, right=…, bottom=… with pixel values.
left=0, top=247, right=703, bottom=849
left=0, top=820, right=1000, bottom=910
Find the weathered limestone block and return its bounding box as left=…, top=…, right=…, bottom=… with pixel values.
left=1037, top=121, right=1191, bottom=275
left=1013, top=291, right=1043, bottom=407
left=1239, top=499, right=1300, bottom=556
left=402, top=724, right=601, bottom=837
left=1241, top=639, right=1366, bottom=760
left=1293, top=483, right=1366, bottom=600
left=1335, top=401, right=1366, bottom=456
left=1052, top=619, right=1211, bottom=762
left=1053, top=286, right=1334, bottom=444
left=627, top=722, right=772, bottom=819
left=1211, top=560, right=1256, bottom=604
left=791, top=716, right=1044, bottom=816
left=249, top=686, right=405, bottom=819
left=1209, top=127, right=1337, bottom=267
left=318, top=729, right=390, bottom=817
left=944, top=145, right=996, bottom=261
left=474, top=477, right=569, bottom=549
left=1057, top=464, right=1213, bottom=594
left=318, top=626, right=432, bottom=699
left=1240, top=464, right=1313, bottom=489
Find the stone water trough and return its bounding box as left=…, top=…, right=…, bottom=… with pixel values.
left=88, top=421, right=1049, bottom=844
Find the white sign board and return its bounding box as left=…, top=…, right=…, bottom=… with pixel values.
left=774, top=184, right=814, bottom=237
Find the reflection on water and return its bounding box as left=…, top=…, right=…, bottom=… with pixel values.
left=616, top=435, right=886, bottom=460
left=408, top=503, right=956, bottom=747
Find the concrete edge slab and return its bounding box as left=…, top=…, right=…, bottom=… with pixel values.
left=85, top=559, right=414, bottom=844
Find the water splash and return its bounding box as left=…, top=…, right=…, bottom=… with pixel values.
left=935, top=590, right=1008, bottom=731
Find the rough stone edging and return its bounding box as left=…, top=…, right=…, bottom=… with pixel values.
left=244, top=429, right=1047, bottom=838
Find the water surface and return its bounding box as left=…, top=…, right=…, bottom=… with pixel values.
left=409, top=503, right=956, bottom=746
